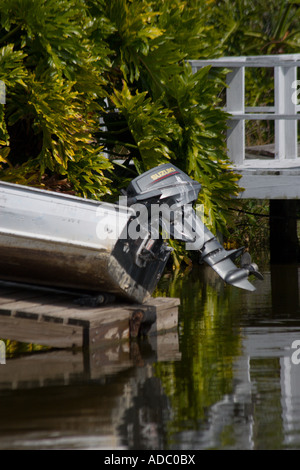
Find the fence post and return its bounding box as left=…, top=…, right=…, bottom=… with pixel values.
left=274, top=66, right=298, bottom=159
left=226, top=67, right=245, bottom=165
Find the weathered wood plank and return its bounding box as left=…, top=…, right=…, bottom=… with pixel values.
left=0, top=296, right=70, bottom=314
left=16, top=301, right=78, bottom=317
left=89, top=318, right=130, bottom=347
left=146, top=297, right=181, bottom=308
left=41, top=303, right=134, bottom=327
left=0, top=285, right=180, bottom=349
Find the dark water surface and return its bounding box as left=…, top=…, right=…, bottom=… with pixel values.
left=1, top=255, right=300, bottom=450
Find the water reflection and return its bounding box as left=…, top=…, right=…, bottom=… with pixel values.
left=1, top=257, right=300, bottom=449
left=158, top=261, right=300, bottom=450
left=0, top=333, right=179, bottom=450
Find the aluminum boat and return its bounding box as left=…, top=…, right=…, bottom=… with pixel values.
left=0, top=164, right=263, bottom=303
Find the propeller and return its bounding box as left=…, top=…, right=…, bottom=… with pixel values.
left=240, top=252, right=264, bottom=280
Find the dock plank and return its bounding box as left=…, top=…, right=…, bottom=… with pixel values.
left=0, top=286, right=180, bottom=349
left=0, top=296, right=70, bottom=314
left=14, top=301, right=77, bottom=317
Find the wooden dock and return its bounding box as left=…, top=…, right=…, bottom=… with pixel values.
left=191, top=55, right=300, bottom=200
left=239, top=144, right=300, bottom=199
left=0, top=284, right=180, bottom=350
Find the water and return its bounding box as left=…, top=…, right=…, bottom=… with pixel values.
left=1, top=255, right=300, bottom=450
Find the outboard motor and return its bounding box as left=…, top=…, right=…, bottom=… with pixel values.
left=125, top=163, right=263, bottom=291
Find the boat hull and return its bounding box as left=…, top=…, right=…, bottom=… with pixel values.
left=0, top=182, right=170, bottom=303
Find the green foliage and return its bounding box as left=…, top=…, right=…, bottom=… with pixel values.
left=208, top=0, right=300, bottom=146
left=0, top=45, right=27, bottom=151
left=209, top=0, right=300, bottom=55
left=0, top=0, right=113, bottom=198
left=110, top=82, right=180, bottom=168
left=2, top=0, right=290, bottom=258
left=97, top=0, right=240, bottom=236
left=224, top=200, right=270, bottom=256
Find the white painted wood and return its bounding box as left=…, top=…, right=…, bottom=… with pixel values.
left=238, top=175, right=300, bottom=199
left=226, top=67, right=245, bottom=165
left=275, top=66, right=298, bottom=159
left=190, top=55, right=300, bottom=199
left=190, top=54, right=300, bottom=165
left=245, top=106, right=275, bottom=113
left=191, top=54, right=300, bottom=68
left=236, top=158, right=300, bottom=171
left=230, top=113, right=300, bottom=120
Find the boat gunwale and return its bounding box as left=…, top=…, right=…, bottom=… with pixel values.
left=0, top=180, right=134, bottom=216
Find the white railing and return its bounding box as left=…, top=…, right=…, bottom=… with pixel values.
left=190, top=55, right=300, bottom=167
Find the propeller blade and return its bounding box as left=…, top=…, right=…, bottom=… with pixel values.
left=240, top=252, right=264, bottom=281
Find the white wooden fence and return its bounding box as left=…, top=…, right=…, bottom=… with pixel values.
left=190, top=55, right=300, bottom=198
